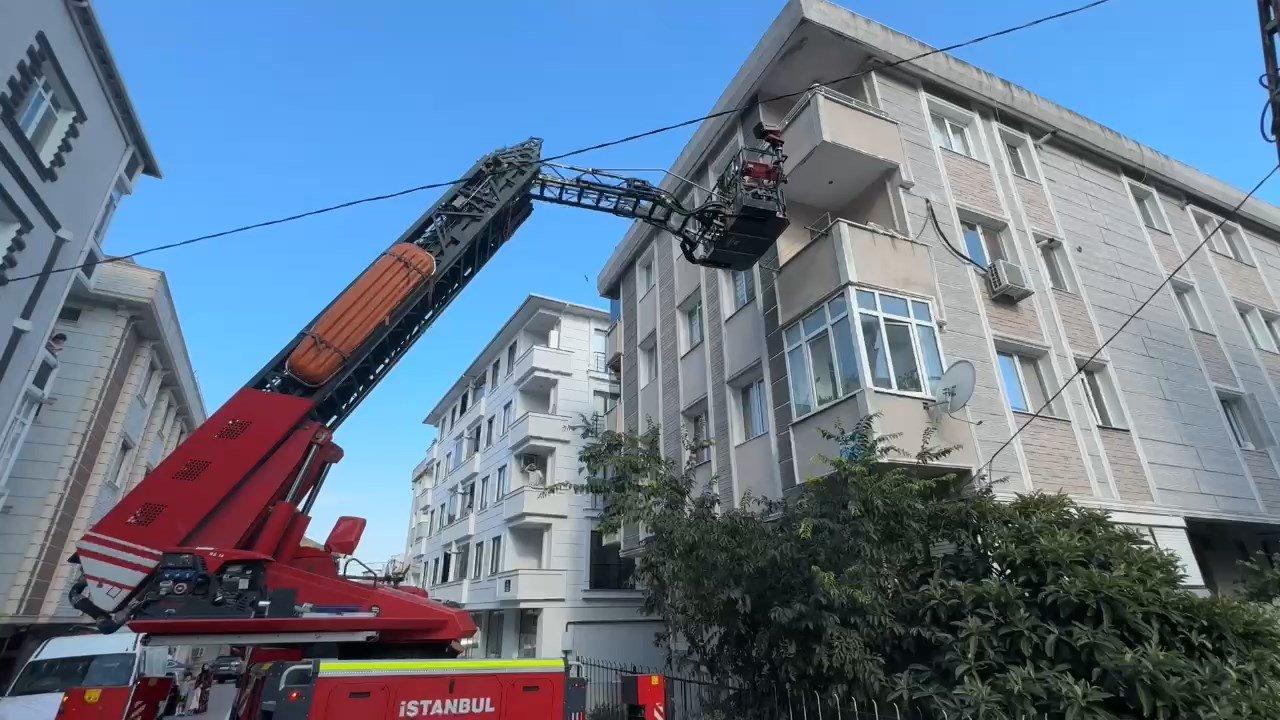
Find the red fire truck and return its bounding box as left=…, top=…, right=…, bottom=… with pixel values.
left=59, top=133, right=787, bottom=719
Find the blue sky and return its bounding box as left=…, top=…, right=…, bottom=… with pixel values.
left=93, top=0, right=1276, bottom=563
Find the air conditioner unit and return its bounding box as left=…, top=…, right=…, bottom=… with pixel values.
left=987, top=259, right=1034, bottom=302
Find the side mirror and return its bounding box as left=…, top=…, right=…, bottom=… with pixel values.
left=324, top=516, right=366, bottom=556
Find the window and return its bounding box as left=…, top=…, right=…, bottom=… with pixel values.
left=738, top=378, right=768, bottom=441
left=959, top=221, right=1004, bottom=267
left=589, top=531, right=635, bottom=589
left=90, top=179, right=127, bottom=247
left=855, top=290, right=944, bottom=396
left=592, top=392, right=616, bottom=417
left=784, top=294, right=862, bottom=415
left=684, top=411, right=710, bottom=464
left=930, top=112, right=974, bottom=157
left=455, top=544, right=469, bottom=582
left=1239, top=305, right=1278, bottom=353
left=430, top=558, right=440, bottom=585
left=1220, top=396, right=1258, bottom=449
left=639, top=343, right=656, bottom=387
left=438, top=502, right=446, bottom=529
left=495, top=465, right=508, bottom=498
left=467, top=425, right=481, bottom=456
left=591, top=329, right=608, bottom=371
left=638, top=257, right=655, bottom=295
left=473, top=541, right=485, bottom=579
left=1004, top=139, right=1035, bottom=180
left=1220, top=225, right=1251, bottom=263
left=447, top=490, right=458, bottom=524
left=997, top=351, right=1055, bottom=415
left=730, top=269, right=755, bottom=311
left=1038, top=237, right=1073, bottom=292
left=472, top=378, right=486, bottom=404
left=506, top=342, right=517, bottom=375
left=16, top=76, right=62, bottom=153
left=501, top=402, right=513, bottom=433
left=427, top=508, right=437, bottom=535
left=479, top=476, right=490, bottom=509
left=491, top=359, right=501, bottom=386
left=682, top=297, right=703, bottom=351
left=58, top=306, right=81, bottom=323
left=461, top=481, right=475, bottom=516
left=1130, top=185, right=1167, bottom=232
left=440, top=550, right=453, bottom=584
left=484, top=611, right=504, bottom=658
left=489, top=535, right=503, bottom=575
left=485, top=416, right=495, bottom=447
left=1079, top=366, right=1123, bottom=428
left=517, top=609, right=539, bottom=658
left=1172, top=282, right=1209, bottom=332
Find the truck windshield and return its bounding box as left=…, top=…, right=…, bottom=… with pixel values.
left=6, top=653, right=135, bottom=697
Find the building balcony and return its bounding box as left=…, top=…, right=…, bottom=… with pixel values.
left=493, top=569, right=567, bottom=602
left=606, top=321, right=623, bottom=370
left=444, top=451, right=480, bottom=482
left=776, top=220, right=936, bottom=327
left=438, top=511, right=476, bottom=545
left=780, top=85, right=905, bottom=209
left=430, top=579, right=468, bottom=605
left=513, top=345, right=573, bottom=390
left=508, top=411, right=573, bottom=454
left=502, top=485, right=569, bottom=527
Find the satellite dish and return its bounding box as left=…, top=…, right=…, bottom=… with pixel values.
left=930, top=360, right=976, bottom=417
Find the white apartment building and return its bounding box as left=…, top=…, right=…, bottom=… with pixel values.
left=404, top=295, right=662, bottom=663
left=0, top=259, right=203, bottom=680
left=598, top=0, right=1280, bottom=595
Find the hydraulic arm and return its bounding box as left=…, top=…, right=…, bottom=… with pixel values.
left=67, top=132, right=787, bottom=652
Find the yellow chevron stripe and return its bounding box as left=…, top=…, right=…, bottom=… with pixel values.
left=318, top=658, right=563, bottom=675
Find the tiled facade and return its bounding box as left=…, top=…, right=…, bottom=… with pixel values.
left=0, top=260, right=202, bottom=679
left=596, top=0, right=1280, bottom=594
left=402, top=296, right=662, bottom=663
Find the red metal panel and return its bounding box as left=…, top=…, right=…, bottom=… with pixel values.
left=55, top=686, right=131, bottom=719
left=88, top=389, right=314, bottom=549
left=310, top=671, right=565, bottom=720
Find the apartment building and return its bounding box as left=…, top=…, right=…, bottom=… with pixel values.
left=0, top=259, right=203, bottom=680
left=404, top=295, right=661, bottom=662
left=0, top=1, right=161, bottom=504
left=597, top=0, right=1280, bottom=594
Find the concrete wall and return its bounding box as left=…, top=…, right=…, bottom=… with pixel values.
left=0, top=1, right=156, bottom=490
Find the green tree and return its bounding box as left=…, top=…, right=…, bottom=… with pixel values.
left=569, top=416, right=1280, bottom=719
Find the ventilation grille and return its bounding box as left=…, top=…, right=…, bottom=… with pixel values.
left=172, top=459, right=212, bottom=482
left=126, top=503, right=166, bottom=526
left=214, top=419, right=252, bottom=440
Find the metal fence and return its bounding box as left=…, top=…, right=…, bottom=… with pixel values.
left=575, top=658, right=918, bottom=720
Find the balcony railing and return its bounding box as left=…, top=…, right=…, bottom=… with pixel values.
left=493, top=568, right=567, bottom=601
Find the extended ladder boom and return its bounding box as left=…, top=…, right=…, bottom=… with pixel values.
left=68, top=134, right=787, bottom=649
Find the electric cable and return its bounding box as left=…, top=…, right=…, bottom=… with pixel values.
left=977, top=162, right=1280, bottom=477
left=1, top=0, right=1113, bottom=286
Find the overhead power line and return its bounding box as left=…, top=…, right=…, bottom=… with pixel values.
left=3, top=0, right=1112, bottom=286
left=978, top=162, right=1280, bottom=477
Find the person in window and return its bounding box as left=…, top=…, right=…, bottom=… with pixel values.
left=46, top=332, right=66, bottom=355
left=523, top=462, right=545, bottom=488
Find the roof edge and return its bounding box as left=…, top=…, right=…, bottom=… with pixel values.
left=64, top=0, right=161, bottom=178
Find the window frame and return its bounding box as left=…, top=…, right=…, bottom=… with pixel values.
left=1239, top=304, right=1279, bottom=353
left=1036, top=236, right=1074, bottom=293
left=680, top=294, right=704, bottom=353
left=1078, top=365, right=1125, bottom=429
left=1128, top=183, right=1169, bottom=233
left=930, top=111, right=975, bottom=158
left=638, top=341, right=657, bottom=388
left=729, top=269, right=756, bottom=313
left=736, top=377, right=768, bottom=443
left=472, top=541, right=485, bottom=580
left=684, top=410, right=711, bottom=464
left=637, top=256, right=655, bottom=297
left=1172, top=281, right=1210, bottom=333
left=999, top=128, right=1039, bottom=182
left=959, top=220, right=1006, bottom=267
left=996, top=349, right=1058, bottom=416
left=489, top=535, right=504, bottom=575
left=854, top=289, right=945, bottom=399
left=1220, top=396, right=1256, bottom=450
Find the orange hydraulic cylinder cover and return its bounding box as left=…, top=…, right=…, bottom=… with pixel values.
left=286, top=243, right=437, bottom=385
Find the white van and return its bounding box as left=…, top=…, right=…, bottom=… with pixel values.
left=0, top=631, right=166, bottom=720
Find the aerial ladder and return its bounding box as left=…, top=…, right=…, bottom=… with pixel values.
left=58, top=131, right=786, bottom=718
